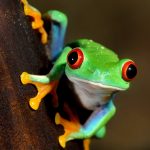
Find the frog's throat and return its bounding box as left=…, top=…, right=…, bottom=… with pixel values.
left=67, top=76, right=124, bottom=110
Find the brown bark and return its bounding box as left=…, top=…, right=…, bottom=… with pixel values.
left=0, top=0, right=83, bottom=149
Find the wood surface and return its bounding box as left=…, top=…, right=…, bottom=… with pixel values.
left=0, top=0, right=83, bottom=149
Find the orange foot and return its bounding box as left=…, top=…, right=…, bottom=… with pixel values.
left=21, top=72, right=58, bottom=110
left=83, top=138, right=91, bottom=150
left=21, top=0, right=48, bottom=44
left=55, top=103, right=91, bottom=150
left=55, top=112, right=81, bottom=148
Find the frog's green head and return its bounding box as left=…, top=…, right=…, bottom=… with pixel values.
left=65, top=39, right=137, bottom=91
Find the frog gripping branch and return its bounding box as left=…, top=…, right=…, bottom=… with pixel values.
left=20, top=1, right=137, bottom=150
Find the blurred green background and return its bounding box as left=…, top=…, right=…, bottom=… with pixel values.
left=30, top=0, right=149, bottom=149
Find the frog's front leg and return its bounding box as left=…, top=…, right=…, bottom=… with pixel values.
left=56, top=100, right=116, bottom=149
left=21, top=72, right=58, bottom=110
left=20, top=47, right=70, bottom=110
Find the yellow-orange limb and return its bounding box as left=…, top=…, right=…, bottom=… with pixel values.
left=83, top=139, right=91, bottom=150
left=56, top=103, right=90, bottom=150
left=55, top=112, right=81, bottom=148
left=21, top=0, right=48, bottom=44
left=21, top=72, right=58, bottom=110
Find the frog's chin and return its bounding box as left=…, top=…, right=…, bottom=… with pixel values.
left=67, top=76, right=125, bottom=110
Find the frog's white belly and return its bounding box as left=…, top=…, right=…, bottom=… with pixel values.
left=67, top=76, right=123, bottom=110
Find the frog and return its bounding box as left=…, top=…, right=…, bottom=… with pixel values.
left=20, top=3, right=137, bottom=150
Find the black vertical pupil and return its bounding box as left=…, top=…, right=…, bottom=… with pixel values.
left=68, top=51, right=78, bottom=65
left=126, top=64, right=137, bottom=79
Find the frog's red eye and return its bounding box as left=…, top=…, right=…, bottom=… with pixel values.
left=67, top=48, right=84, bottom=69
left=122, top=61, right=137, bottom=81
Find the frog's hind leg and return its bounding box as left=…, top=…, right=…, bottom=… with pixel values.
left=21, top=72, right=58, bottom=110
left=83, top=139, right=91, bottom=150
left=55, top=112, right=81, bottom=148
left=95, top=126, right=106, bottom=138
left=56, top=101, right=116, bottom=149
left=56, top=110, right=91, bottom=150
left=55, top=103, right=81, bottom=148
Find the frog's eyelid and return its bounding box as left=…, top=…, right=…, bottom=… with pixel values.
left=66, top=42, right=80, bottom=49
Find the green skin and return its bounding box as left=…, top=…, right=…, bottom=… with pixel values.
left=29, top=39, right=132, bottom=140
left=30, top=39, right=130, bottom=89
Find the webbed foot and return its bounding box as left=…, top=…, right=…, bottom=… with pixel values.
left=20, top=72, right=58, bottom=110
left=55, top=112, right=81, bottom=148
left=21, top=0, right=48, bottom=44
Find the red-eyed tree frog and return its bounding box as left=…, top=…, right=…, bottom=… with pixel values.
left=20, top=3, right=137, bottom=150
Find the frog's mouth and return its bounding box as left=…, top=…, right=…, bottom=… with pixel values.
left=67, top=76, right=125, bottom=110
